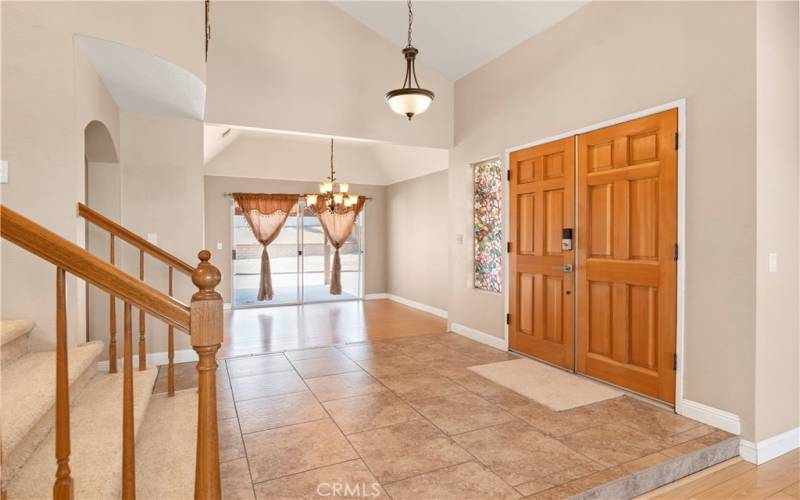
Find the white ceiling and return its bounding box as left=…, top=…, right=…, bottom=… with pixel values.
left=78, top=35, right=206, bottom=121
left=333, top=1, right=588, bottom=81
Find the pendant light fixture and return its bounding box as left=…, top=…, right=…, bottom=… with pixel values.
left=385, top=0, right=434, bottom=120
left=305, top=139, right=358, bottom=211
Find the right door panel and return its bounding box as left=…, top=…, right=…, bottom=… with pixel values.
left=576, top=109, right=678, bottom=403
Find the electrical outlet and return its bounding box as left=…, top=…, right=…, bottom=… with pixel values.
left=217, top=242, right=223, bottom=250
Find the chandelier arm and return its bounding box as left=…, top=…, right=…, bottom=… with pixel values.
left=412, top=59, right=421, bottom=88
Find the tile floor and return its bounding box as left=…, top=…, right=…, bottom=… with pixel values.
left=153, top=333, right=733, bottom=499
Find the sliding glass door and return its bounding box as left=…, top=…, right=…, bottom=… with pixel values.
left=231, top=199, right=364, bottom=308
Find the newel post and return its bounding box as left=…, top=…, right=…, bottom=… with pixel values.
left=190, top=250, right=223, bottom=500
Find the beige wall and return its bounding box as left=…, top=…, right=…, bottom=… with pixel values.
left=1, top=1, right=203, bottom=350
left=205, top=1, right=454, bottom=149
left=754, top=1, right=800, bottom=442
left=449, top=2, right=759, bottom=437
left=204, top=176, right=387, bottom=304
left=116, top=112, right=205, bottom=357
left=386, top=170, right=449, bottom=311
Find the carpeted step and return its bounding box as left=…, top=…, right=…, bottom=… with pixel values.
left=7, top=367, right=158, bottom=499
left=1, top=320, right=34, bottom=363
left=1, top=341, right=103, bottom=483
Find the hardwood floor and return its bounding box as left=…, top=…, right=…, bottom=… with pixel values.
left=220, top=299, right=447, bottom=358
left=639, top=450, right=800, bottom=499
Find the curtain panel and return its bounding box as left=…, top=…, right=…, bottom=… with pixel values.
left=233, top=193, right=298, bottom=301
left=313, top=196, right=366, bottom=294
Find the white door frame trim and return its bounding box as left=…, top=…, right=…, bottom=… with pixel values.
left=501, top=99, right=688, bottom=410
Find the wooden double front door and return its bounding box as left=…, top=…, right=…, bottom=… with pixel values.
left=508, top=109, right=678, bottom=403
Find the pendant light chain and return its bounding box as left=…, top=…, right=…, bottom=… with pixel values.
left=406, top=0, right=413, bottom=48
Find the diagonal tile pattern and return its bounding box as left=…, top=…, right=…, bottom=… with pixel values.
left=165, top=331, right=735, bottom=498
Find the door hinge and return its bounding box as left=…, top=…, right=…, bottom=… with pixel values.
left=673, top=243, right=679, bottom=261
left=674, top=132, right=679, bottom=150
left=507, top=241, right=512, bottom=253
left=506, top=170, right=511, bottom=181
left=232, top=249, right=237, bottom=260
left=506, top=313, right=510, bottom=325
left=673, top=353, right=678, bottom=371
left=298, top=249, right=303, bottom=256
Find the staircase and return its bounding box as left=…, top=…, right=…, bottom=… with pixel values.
left=0, top=204, right=225, bottom=499
left=1, top=320, right=159, bottom=498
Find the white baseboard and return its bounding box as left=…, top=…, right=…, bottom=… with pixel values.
left=364, top=293, right=448, bottom=319
left=364, top=293, right=389, bottom=300
left=449, top=322, right=508, bottom=351
left=97, top=348, right=198, bottom=371
left=740, top=427, right=800, bottom=465
left=678, top=399, right=741, bottom=435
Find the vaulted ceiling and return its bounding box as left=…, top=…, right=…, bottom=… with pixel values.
left=333, top=1, right=588, bottom=81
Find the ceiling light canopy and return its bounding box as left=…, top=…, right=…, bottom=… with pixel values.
left=385, top=0, right=434, bottom=120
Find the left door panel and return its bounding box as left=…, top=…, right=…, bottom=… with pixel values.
left=508, top=137, right=576, bottom=369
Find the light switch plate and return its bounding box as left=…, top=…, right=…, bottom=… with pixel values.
left=768, top=253, right=777, bottom=273
left=146, top=233, right=158, bottom=245
left=217, top=242, right=223, bottom=250
left=456, top=234, right=464, bottom=244
left=0, top=161, right=8, bottom=184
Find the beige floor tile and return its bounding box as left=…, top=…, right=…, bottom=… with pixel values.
left=453, top=420, right=591, bottom=486
left=337, top=342, right=397, bottom=361
left=237, top=392, right=328, bottom=434
left=231, top=370, right=308, bottom=401
left=603, top=396, right=701, bottom=437
left=451, top=372, right=519, bottom=398
left=290, top=355, right=361, bottom=379
left=557, top=421, right=665, bottom=467
left=384, top=461, right=520, bottom=499
left=515, top=461, right=608, bottom=496
left=410, top=391, right=517, bottom=435
left=378, top=372, right=465, bottom=401
left=284, top=347, right=344, bottom=361
left=218, top=385, right=238, bottom=420
left=221, top=458, right=256, bottom=500
left=253, top=460, right=386, bottom=499
left=244, top=419, right=358, bottom=483
left=503, top=401, right=604, bottom=437
left=219, top=417, right=246, bottom=463
left=227, top=354, right=293, bottom=378
left=324, top=391, right=421, bottom=434
left=305, top=370, right=387, bottom=402
left=347, top=419, right=472, bottom=483
left=355, top=354, right=428, bottom=378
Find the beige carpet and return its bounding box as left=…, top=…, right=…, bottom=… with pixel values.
left=469, top=358, right=623, bottom=411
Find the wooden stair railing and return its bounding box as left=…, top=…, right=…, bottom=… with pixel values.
left=78, top=202, right=195, bottom=396
left=1, top=204, right=223, bottom=500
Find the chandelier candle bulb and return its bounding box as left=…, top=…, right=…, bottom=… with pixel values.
left=305, top=194, right=318, bottom=206
left=339, top=183, right=349, bottom=193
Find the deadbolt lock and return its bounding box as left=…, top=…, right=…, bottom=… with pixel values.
left=562, top=264, right=574, bottom=273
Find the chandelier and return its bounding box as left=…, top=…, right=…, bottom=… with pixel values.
left=305, top=139, right=359, bottom=211
left=385, top=0, right=434, bottom=120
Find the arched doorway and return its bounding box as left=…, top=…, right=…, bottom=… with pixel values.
left=84, top=120, right=119, bottom=343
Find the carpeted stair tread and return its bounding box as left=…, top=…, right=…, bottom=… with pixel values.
left=1, top=341, right=103, bottom=456
left=0, top=320, right=34, bottom=346
left=7, top=367, right=158, bottom=499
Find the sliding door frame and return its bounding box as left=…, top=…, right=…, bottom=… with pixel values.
left=229, top=198, right=366, bottom=310
left=501, top=98, right=687, bottom=410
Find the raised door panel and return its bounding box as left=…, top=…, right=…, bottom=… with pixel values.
left=509, top=137, right=575, bottom=369
left=577, top=109, right=678, bottom=403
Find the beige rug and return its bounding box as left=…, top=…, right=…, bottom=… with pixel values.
left=469, top=358, right=623, bottom=411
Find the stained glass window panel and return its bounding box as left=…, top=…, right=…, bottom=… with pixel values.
left=473, top=158, right=502, bottom=293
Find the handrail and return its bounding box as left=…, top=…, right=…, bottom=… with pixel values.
left=1, top=205, right=191, bottom=332
left=78, top=202, right=194, bottom=276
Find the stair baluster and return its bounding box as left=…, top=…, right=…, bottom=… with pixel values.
left=53, top=267, right=74, bottom=500
left=138, top=250, right=146, bottom=371
left=191, top=251, right=223, bottom=499
left=168, top=267, right=175, bottom=397
left=122, top=303, right=135, bottom=499
left=109, top=234, right=117, bottom=374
